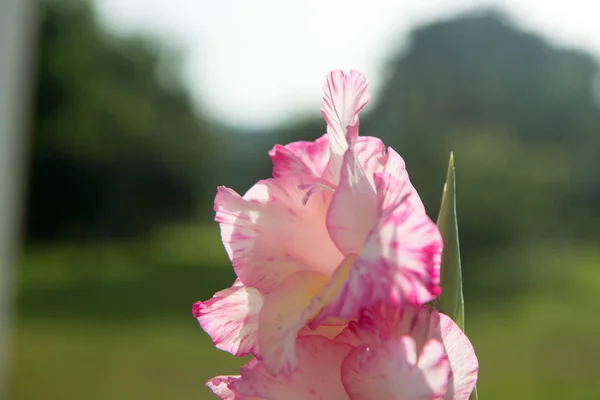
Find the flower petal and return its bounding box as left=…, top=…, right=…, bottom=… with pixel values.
left=335, top=305, right=478, bottom=400
left=341, top=337, right=449, bottom=400
left=206, top=376, right=242, bottom=400
left=321, top=70, right=370, bottom=184
left=335, top=303, right=433, bottom=353
left=354, top=136, right=387, bottom=179
left=436, top=314, right=479, bottom=400
left=206, top=375, right=265, bottom=400
left=318, top=172, right=442, bottom=322
left=193, top=280, right=263, bottom=357
left=269, top=135, right=393, bottom=185
left=299, top=322, right=347, bottom=340
left=233, top=336, right=352, bottom=400
left=257, top=270, right=329, bottom=375
left=324, top=138, right=414, bottom=257
left=326, top=149, right=377, bottom=255
left=258, top=253, right=357, bottom=375
left=352, top=136, right=410, bottom=179
left=352, top=136, right=412, bottom=189
left=269, top=134, right=330, bottom=179
left=215, top=177, right=343, bottom=292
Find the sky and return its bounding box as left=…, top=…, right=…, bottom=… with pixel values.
left=95, top=0, right=600, bottom=128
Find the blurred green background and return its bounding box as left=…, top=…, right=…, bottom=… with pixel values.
left=7, top=1, right=600, bottom=399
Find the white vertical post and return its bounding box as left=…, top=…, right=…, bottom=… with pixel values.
left=0, top=0, right=37, bottom=396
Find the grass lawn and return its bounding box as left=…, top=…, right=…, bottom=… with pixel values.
left=8, top=319, right=246, bottom=400
left=7, top=224, right=600, bottom=399
left=9, top=295, right=600, bottom=400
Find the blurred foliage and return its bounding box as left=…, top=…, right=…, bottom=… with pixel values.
left=12, top=2, right=600, bottom=399
left=213, top=11, right=600, bottom=296
left=31, top=4, right=600, bottom=256
left=9, top=227, right=600, bottom=399
left=218, top=12, right=600, bottom=250
left=17, top=224, right=234, bottom=320
left=366, top=10, right=600, bottom=247
left=27, top=0, right=216, bottom=240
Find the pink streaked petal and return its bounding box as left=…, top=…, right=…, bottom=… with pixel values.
left=214, top=177, right=343, bottom=292
left=381, top=145, right=407, bottom=176
left=326, top=149, right=377, bottom=255
left=373, top=304, right=437, bottom=354
left=206, top=376, right=243, bottom=400
left=352, top=138, right=427, bottom=215
left=318, top=173, right=442, bottom=322
left=436, top=313, right=479, bottom=400
left=352, top=137, right=414, bottom=193
left=414, top=339, right=452, bottom=399
left=321, top=70, right=370, bottom=183
left=324, top=142, right=420, bottom=288
left=193, top=280, right=263, bottom=357
left=356, top=174, right=442, bottom=306
left=298, top=322, right=347, bottom=340
left=232, top=336, right=352, bottom=400
left=353, top=136, right=387, bottom=179
left=322, top=70, right=370, bottom=148
left=374, top=169, right=417, bottom=216
left=378, top=149, right=428, bottom=214
left=306, top=253, right=356, bottom=331
left=342, top=337, right=449, bottom=400
left=298, top=180, right=336, bottom=206
left=335, top=304, right=434, bottom=352
left=270, top=135, right=396, bottom=187
left=353, top=136, right=409, bottom=176
left=335, top=305, right=477, bottom=399
left=257, top=270, right=330, bottom=376
left=334, top=320, right=367, bottom=347
left=269, top=134, right=330, bottom=179
left=258, top=253, right=357, bottom=376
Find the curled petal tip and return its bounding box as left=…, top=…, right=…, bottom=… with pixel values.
left=192, top=301, right=204, bottom=318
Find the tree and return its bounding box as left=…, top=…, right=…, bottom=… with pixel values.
left=27, top=0, right=216, bottom=240
left=363, top=10, right=600, bottom=246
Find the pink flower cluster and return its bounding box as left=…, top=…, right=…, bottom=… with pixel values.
left=193, top=70, right=478, bottom=399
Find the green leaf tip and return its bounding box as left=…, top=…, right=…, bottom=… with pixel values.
left=435, top=152, right=465, bottom=331
left=436, top=153, right=477, bottom=399
left=470, top=385, right=479, bottom=400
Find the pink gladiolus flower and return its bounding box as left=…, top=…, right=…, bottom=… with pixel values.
left=336, top=305, right=479, bottom=400
left=206, top=305, right=478, bottom=400
left=194, top=70, right=444, bottom=376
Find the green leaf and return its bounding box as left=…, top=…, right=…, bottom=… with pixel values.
left=436, top=153, right=478, bottom=400
left=436, top=152, right=465, bottom=330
